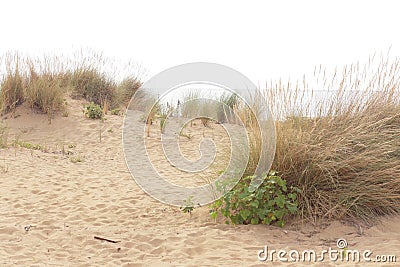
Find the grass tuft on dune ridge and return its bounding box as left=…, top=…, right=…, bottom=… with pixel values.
left=0, top=53, right=25, bottom=114
left=0, top=51, right=142, bottom=119
left=214, top=54, right=400, bottom=225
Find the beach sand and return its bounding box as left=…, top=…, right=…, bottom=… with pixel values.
left=1, top=98, right=399, bottom=266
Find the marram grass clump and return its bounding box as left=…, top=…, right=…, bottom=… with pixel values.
left=0, top=51, right=142, bottom=118
left=266, top=56, right=400, bottom=225
left=0, top=65, right=24, bottom=114
left=216, top=55, right=400, bottom=225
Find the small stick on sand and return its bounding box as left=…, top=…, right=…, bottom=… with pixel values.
left=94, top=236, right=120, bottom=243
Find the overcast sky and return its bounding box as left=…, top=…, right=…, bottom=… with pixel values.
left=1, top=0, right=399, bottom=85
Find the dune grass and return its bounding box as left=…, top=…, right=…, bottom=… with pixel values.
left=0, top=51, right=142, bottom=119
left=0, top=124, right=7, bottom=148
left=263, top=56, right=400, bottom=225
left=211, top=55, right=400, bottom=225
left=25, top=67, right=66, bottom=122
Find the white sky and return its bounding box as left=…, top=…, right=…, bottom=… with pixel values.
left=1, top=0, right=399, bottom=85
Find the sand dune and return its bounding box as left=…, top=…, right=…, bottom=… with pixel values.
left=1, top=98, right=399, bottom=266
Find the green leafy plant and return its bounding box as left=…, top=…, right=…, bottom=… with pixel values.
left=110, top=108, right=120, bottom=115
left=210, top=171, right=299, bottom=227
left=70, top=156, right=83, bottom=163
left=180, top=196, right=195, bottom=215
left=12, top=140, right=46, bottom=152
left=84, top=102, right=103, bottom=119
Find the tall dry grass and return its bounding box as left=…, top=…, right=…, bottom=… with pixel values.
left=0, top=54, right=25, bottom=114
left=115, top=76, right=142, bottom=108
left=264, top=55, right=400, bottom=224
left=25, top=69, right=65, bottom=122
left=218, top=55, right=400, bottom=225
left=66, top=50, right=142, bottom=109
left=0, top=51, right=142, bottom=118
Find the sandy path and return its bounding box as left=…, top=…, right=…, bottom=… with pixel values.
left=0, top=99, right=399, bottom=266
